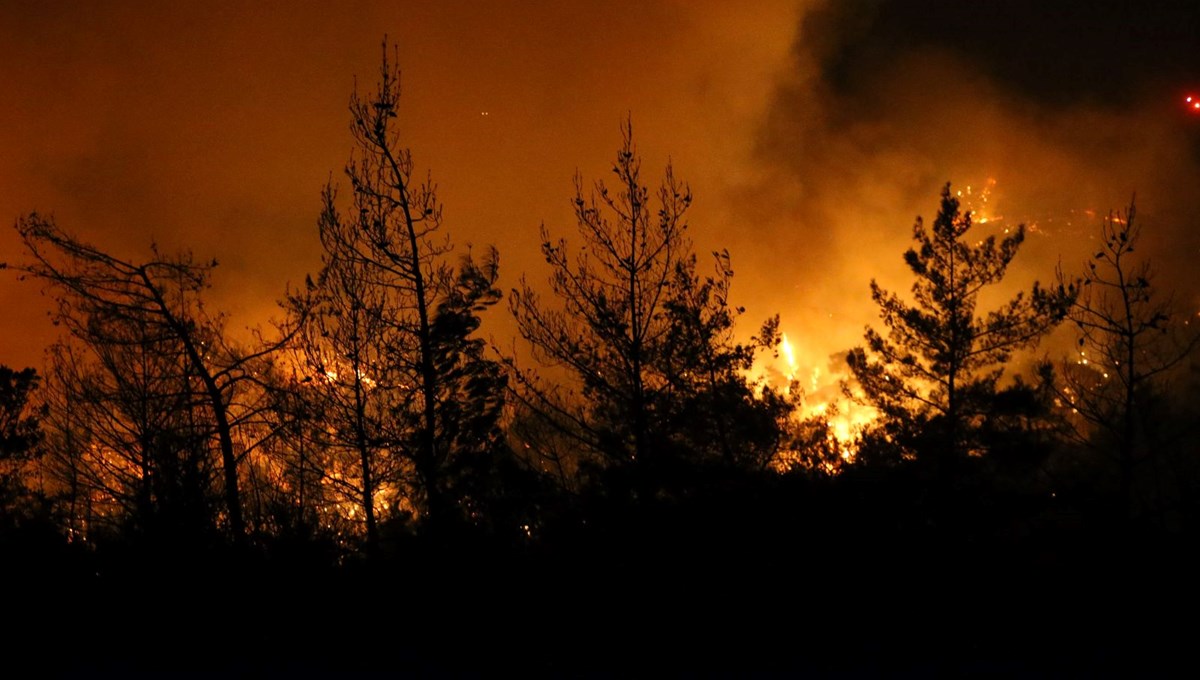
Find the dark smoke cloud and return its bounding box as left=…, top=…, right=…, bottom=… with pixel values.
left=735, top=0, right=1200, bottom=372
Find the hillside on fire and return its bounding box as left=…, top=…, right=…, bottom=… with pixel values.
left=5, top=5, right=1200, bottom=675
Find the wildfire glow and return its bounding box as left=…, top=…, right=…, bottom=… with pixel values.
left=759, top=333, right=876, bottom=468
left=763, top=176, right=1035, bottom=470
left=779, top=333, right=797, bottom=378
left=322, top=368, right=376, bottom=389
left=958, top=178, right=1002, bottom=225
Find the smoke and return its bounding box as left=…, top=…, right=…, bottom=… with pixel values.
left=2, top=0, right=1197, bottom=383
left=733, top=0, right=1200, bottom=378
left=0, top=0, right=804, bottom=369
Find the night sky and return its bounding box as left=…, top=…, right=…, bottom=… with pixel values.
left=4, top=0, right=1200, bottom=376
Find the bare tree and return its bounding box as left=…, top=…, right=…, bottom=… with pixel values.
left=1045, top=200, right=1200, bottom=519
left=15, top=218, right=288, bottom=541
left=39, top=335, right=217, bottom=539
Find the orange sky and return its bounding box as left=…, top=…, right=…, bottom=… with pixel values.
left=1, top=0, right=799, bottom=370
left=3, top=0, right=1199, bottom=384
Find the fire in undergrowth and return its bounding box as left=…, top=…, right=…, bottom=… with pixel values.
left=756, top=177, right=1015, bottom=470
left=759, top=332, right=876, bottom=468
left=756, top=175, right=1163, bottom=472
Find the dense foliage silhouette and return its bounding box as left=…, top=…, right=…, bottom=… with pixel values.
left=847, top=182, right=1072, bottom=465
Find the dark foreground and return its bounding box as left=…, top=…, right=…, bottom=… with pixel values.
left=4, top=471, right=1198, bottom=677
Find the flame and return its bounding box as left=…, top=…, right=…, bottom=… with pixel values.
left=763, top=176, right=1024, bottom=469
left=779, top=333, right=797, bottom=379
left=763, top=176, right=1151, bottom=470
left=757, top=332, right=876, bottom=468
left=320, top=368, right=376, bottom=389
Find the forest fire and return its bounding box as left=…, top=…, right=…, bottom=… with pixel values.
left=4, top=4, right=1200, bottom=675
left=761, top=332, right=874, bottom=464
left=957, top=178, right=1001, bottom=225
left=759, top=177, right=1012, bottom=466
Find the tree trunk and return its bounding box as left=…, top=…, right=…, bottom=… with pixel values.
left=140, top=269, right=244, bottom=542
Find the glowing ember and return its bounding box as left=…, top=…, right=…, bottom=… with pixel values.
left=1186, top=95, right=1200, bottom=113
left=957, top=178, right=1002, bottom=225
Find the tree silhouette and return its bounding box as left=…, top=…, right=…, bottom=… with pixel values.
left=1044, top=200, right=1200, bottom=521
left=39, top=336, right=221, bottom=540
left=0, top=366, right=43, bottom=464
left=253, top=367, right=349, bottom=543
left=659, top=250, right=796, bottom=470
left=847, top=183, right=1070, bottom=462
left=15, top=219, right=286, bottom=542
left=0, top=366, right=45, bottom=519
left=286, top=183, right=404, bottom=546
left=284, top=39, right=507, bottom=537
left=509, top=121, right=789, bottom=492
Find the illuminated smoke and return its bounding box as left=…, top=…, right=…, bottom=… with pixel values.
left=736, top=1, right=1200, bottom=439
left=2, top=2, right=1197, bottom=424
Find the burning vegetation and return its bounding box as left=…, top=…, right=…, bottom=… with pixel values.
left=3, top=36, right=1200, bottom=677
left=4, top=43, right=1199, bottom=548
